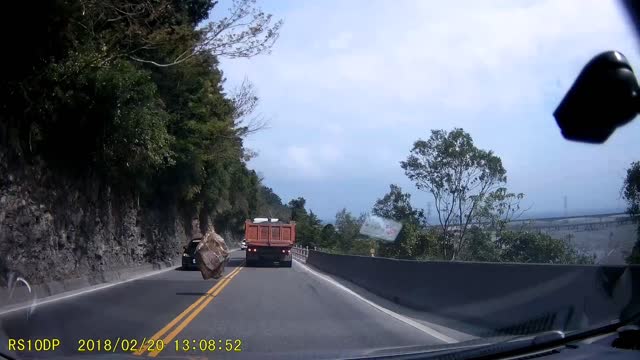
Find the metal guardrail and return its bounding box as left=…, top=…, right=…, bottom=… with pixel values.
left=526, top=218, right=637, bottom=232
left=292, top=245, right=327, bottom=262
left=291, top=245, right=309, bottom=262
left=424, top=213, right=636, bottom=232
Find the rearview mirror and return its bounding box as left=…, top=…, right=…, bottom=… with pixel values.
left=554, top=51, right=640, bottom=143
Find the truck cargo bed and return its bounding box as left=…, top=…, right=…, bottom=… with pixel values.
left=244, top=219, right=296, bottom=267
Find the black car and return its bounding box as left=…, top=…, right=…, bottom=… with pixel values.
left=181, top=239, right=201, bottom=270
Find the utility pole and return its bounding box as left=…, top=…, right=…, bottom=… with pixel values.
left=563, top=196, right=568, bottom=217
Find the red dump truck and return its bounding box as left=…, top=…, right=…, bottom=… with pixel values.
left=244, top=218, right=296, bottom=267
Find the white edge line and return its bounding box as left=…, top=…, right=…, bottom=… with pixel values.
left=0, top=265, right=178, bottom=317
left=0, top=249, right=244, bottom=316
left=294, top=259, right=458, bottom=344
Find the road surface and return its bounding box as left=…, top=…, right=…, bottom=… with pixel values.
left=0, top=251, right=448, bottom=359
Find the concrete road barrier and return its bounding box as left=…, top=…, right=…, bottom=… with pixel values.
left=0, top=258, right=181, bottom=311
left=306, top=251, right=640, bottom=336
left=0, top=249, right=242, bottom=312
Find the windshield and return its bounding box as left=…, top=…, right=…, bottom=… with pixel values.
left=186, top=241, right=200, bottom=255
left=1, top=0, right=639, bottom=359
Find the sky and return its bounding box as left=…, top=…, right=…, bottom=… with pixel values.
left=216, top=0, right=640, bottom=221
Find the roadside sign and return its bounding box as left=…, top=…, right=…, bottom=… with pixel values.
left=359, top=215, right=402, bottom=241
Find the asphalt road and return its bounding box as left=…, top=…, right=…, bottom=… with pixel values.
left=0, top=251, right=448, bottom=359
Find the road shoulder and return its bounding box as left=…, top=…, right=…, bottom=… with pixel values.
left=294, top=259, right=479, bottom=343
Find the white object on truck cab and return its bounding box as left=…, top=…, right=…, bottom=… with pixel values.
left=253, top=218, right=279, bottom=223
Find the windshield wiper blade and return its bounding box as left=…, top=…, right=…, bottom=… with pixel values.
left=388, top=331, right=568, bottom=360
left=0, top=351, right=16, bottom=360
left=380, top=309, right=640, bottom=360
left=362, top=320, right=635, bottom=360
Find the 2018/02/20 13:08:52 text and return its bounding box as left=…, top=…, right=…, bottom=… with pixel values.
left=9, top=338, right=160, bottom=353
left=174, top=339, right=242, bottom=352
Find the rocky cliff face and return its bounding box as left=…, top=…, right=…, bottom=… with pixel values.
left=0, top=151, right=192, bottom=285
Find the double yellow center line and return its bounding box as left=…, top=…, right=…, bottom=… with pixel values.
left=134, top=264, right=244, bottom=357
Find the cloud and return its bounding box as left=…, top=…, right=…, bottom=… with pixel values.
left=279, top=143, right=344, bottom=179
left=323, top=1, right=627, bottom=108
left=225, top=0, right=637, bottom=122
left=327, top=31, right=353, bottom=50
left=220, top=0, right=640, bottom=218
left=284, top=146, right=315, bottom=176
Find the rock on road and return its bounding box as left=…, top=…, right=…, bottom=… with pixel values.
left=0, top=251, right=447, bottom=359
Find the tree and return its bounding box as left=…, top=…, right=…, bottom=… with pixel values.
left=372, top=184, right=425, bottom=224
left=458, top=229, right=594, bottom=264
left=301, top=210, right=322, bottom=246
left=401, top=128, right=507, bottom=260
left=230, top=78, right=268, bottom=137
left=496, top=231, right=595, bottom=264
left=372, top=184, right=426, bottom=258
left=458, top=227, right=501, bottom=262
left=412, top=228, right=446, bottom=260
left=285, top=197, right=322, bottom=246
left=332, top=210, right=374, bottom=256
left=320, top=224, right=339, bottom=249
left=78, top=0, right=284, bottom=68
left=622, top=161, right=640, bottom=264
left=475, top=187, right=526, bottom=235
left=288, top=197, right=308, bottom=222
left=183, top=0, right=283, bottom=60
left=0, top=0, right=285, bottom=251
left=334, top=209, right=364, bottom=251
left=255, top=185, right=290, bottom=220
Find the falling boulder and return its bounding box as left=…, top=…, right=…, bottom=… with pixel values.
left=194, top=225, right=229, bottom=280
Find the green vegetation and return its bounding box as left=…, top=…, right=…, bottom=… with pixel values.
left=0, top=0, right=606, bottom=264
left=256, top=186, right=291, bottom=221
left=400, top=128, right=509, bottom=260
left=294, top=128, right=595, bottom=265
left=372, top=184, right=429, bottom=258
left=0, top=0, right=283, bottom=234
left=622, top=161, right=640, bottom=264
left=288, top=197, right=322, bottom=247
left=459, top=229, right=595, bottom=264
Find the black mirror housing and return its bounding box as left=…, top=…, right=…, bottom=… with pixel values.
left=554, top=51, right=640, bottom=143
